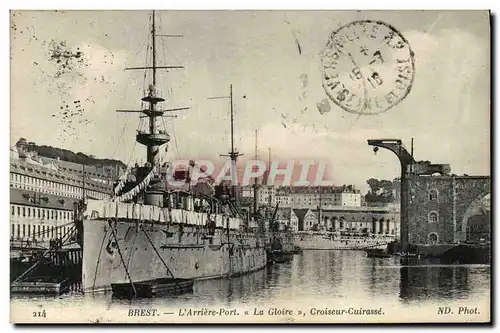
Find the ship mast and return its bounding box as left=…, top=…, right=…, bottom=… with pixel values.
left=152, top=12, right=157, bottom=86
left=318, top=185, right=322, bottom=230
left=253, top=129, right=259, bottom=214
left=227, top=85, right=243, bottom=200
left=117, top=10, right=188, bottom=170
left=211, top=85, right=243, bottom=201
left=113, top=10, right=189, bottom=206
left=141, top=10, right=168, bottom=167
left=267, top=147, right=271, bottom=205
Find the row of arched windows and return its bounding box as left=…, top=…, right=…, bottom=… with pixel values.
left=427, top=188, right=439, bottom=243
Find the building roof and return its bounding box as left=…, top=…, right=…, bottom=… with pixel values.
left=319, top=210, right=397, bottom=222
left=408, top=174, right=490, bottom=181
left=319, top=206, right=399, bottom=213
left=279, top=185, right=360, bottom=194
left=10, top=157, right=113, bottom=193
left=10, top=187, right=80, bottom=211
left=276, top=207, right=295, bottom=220
left=39, top=156, right=120, bottom=179
left=293, top=208, right=316, bottom=221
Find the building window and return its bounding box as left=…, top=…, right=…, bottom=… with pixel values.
left=428, top=211, right=439, bottom=223
left=428, top=189, right=438, bottom=202
left=17, top=207, right=20, bottom=216
left=429, top=232, right=439, bottom=244
left=22, top=207, right=25, bottom=217
left=11, top=206, right=14, bottom=216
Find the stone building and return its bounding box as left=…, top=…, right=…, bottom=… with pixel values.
left=240, top=184, right=362, bottom=209
left=407, top=175, right=490, bottom=245
left=289, top=185, right=361, bottom=208
left=315, top=207, right=399, bottom=235
left=275, top=207, right=299, bottom=231
left=294, top=208, right=318, bottom=231
left=9, top=147, right=113, bottom=246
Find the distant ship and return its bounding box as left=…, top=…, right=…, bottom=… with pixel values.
left=293, top=193, right=398, bottom=251
left=266, top=204, right=295, bottom=263
left=294, top=231, right=395, bottom=250
left=74, top=11, right=268, bottom=293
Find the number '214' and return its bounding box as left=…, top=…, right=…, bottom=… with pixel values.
left=33, top=309, right=46, bottom=318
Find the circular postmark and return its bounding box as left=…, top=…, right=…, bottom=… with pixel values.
left=321, top=20, right=415, bottom=115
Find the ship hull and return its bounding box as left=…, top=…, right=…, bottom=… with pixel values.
left=294, top=232, right=395, bottom=250
left=82, top=219, right=267, bottom=293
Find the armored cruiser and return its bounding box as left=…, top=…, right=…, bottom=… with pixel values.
left=75, top=11, right=267, bottom=293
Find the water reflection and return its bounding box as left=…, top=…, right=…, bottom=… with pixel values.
left=11, top=251, right=490, bottom=311
left=112, top=251, right=490, bottom=307
left=399, top=264, right=490, bottom=303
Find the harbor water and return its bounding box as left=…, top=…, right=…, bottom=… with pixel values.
left=10, top=250, right=491, bottom=323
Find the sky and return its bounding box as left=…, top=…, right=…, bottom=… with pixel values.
left=10, top=10, right=490, bottom=193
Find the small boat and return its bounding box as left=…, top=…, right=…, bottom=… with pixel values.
left=366, top=248, right=391, bottom=258
left=398, top=252, right=418, bottom=258
left=11, top=276, right=70, bottom=295
left=111, top=278, right=194, bottom=299
left=267, top=250, right=293, bottom=264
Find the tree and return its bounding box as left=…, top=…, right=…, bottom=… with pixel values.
left=365, top=178, right=394, bottom=203
left=13, top=137, right=127, bottom=171
left=15, top=138, right=27, bottom=148
left=366, top=178, right=381, bottom=193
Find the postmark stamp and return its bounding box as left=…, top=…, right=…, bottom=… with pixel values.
left=321, top=20, right=415, bottom=115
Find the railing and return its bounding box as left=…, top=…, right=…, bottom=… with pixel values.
left=10, top=221, right=78, bottom=250
left=11, top=239, right=49, bottom=250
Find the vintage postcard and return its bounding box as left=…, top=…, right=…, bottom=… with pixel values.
left=9, top=9, right=491, bottom=324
